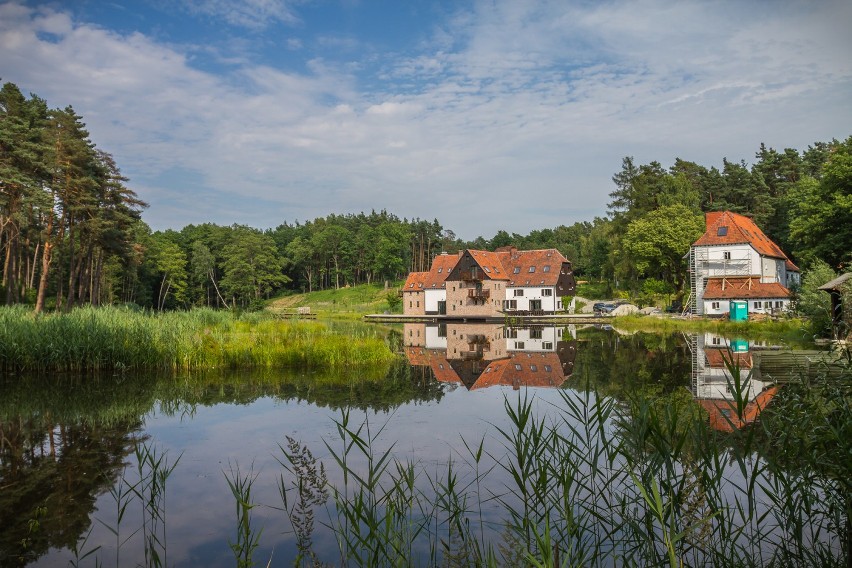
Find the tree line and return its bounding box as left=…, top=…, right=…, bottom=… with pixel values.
left=2, top=80, right=849, bottom=310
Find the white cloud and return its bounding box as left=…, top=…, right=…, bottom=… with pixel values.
left=0, top=0, right=849, bottom=238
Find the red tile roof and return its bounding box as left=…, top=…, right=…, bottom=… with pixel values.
left=702, top=277, right=791, bottom=300
left=470, top=352, right=568, bottom=390
left=461, top=248, right=568, bottom=287
left=402, top=271, right=428, bottom=292
left=694, top=211, right=795, bottom=265
left=700, top=386, right=778, bottom=432
left=704, top=349, right=753, bottom=369
left=423, top=253, right=460, bottom=288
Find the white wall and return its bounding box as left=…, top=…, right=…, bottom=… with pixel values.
left=505, top=326, right=562, bottom=351
left=702, top=297, right=789, bottom=315
left=505, top=287, right=558, bottom=311
left=424, top=288, right=446, bottom=313
left=698, top=244, right=759, bottom=278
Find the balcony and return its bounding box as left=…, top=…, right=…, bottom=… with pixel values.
left=468, top=288, right=490, bottom=300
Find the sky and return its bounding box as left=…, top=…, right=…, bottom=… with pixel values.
left=1, top=0, right=850, bottom=240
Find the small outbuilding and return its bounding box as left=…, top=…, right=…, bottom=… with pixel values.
left=818, top=272, right=852, bottom=340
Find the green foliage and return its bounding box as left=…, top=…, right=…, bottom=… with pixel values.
left=795, top=259, right=837, bottom=337
left=621, top=205, right=704, bottom=291
left=221, top=226, right=288, bottom=307
left=788, top=136, right=852, bottom=268
left=0, top=306, right=396, bottom=373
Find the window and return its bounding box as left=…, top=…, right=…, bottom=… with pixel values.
left=483, top=266, right=491, bottom=273
left=514, top=364, right=522, bottom=371
left=503, top=299, right=517, bottom=310
left=711, top=301, right=720, bottom=309
left=515, top=341, right=525, bottom=349
left=543, top=342, right=553, bottom=350
left=775, top=301, right=783, bottom=308
left=544, top=365, right=552, bottom=372
left=514, top=289, right=524, bottom=297
left=504, top=328, right=518, bottom=338
left=717, top=226, right=728, bottom=236
left=513, top=267, right=520, bottom=274
left=712, top=337, right=721, bottom=345
left=530, top=329, right=543, bottom=339
left=754, top=301, right=762, bottom=309
left=528, top=266, right=536, bottom=273
left=542, top=289, right=552, bottom=296
left=530, top=365, right=537, bottom=372
left=723, top=251, right=731, bottom=260
left=543, top=266, right=550, bottom=273
left=416, top=301, right=419, bottom=307
left=437, top=268, right=442, bottom=273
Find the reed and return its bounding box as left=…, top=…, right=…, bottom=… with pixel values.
left=0, top=306, right=396, bottom=374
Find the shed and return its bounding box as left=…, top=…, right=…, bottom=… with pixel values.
left=818, top=272, right=852, bottom=339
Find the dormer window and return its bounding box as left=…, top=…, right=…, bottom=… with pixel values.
left=528, top=266, right=536, bottom=273
left=542, top=266, right=550, bottom=273
left=717, top=226, right=728, bottom=236
left=513, top=267, right=520, bottom=274
left=437, top=268, right=442, bottom=273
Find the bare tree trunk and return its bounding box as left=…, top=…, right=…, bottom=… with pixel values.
left=35, top=240, right=53, bottom=313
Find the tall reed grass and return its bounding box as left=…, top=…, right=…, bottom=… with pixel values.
left=0, top=306, right=395, bottom=374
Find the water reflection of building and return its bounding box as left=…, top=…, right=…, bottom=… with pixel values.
left=404, top=324, right=577, bottom=390
left=687, top=333, right=778, bottom=432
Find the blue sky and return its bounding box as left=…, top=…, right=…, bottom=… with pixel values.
left=1, top=0, right=850, bottom=240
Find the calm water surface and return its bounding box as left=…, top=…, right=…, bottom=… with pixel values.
left=0, top=325, right=809, bottom=566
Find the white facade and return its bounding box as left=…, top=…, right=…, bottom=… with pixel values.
left=502, top=286, right=560, bottom=311
left=424, top=288, right=446, bottom=313
left=425, top=324, right=447, bottom=350
left=696, top=243, right=789, bottom=285
left=702, top=297, right=790, bottom=316
left=504, top=326, right=564, bottom=351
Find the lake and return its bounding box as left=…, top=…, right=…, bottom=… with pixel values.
left=0, top=324, right=843, bottom=566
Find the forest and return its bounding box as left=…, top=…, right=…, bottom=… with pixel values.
left=1, top=80, right=850, bottom=310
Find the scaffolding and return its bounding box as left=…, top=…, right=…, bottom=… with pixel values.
left=688, top=247, right=753, bottom=315
left=683, top=332, right=700, bottom=396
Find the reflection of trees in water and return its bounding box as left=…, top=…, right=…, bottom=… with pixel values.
left=0, top=360, right=444, bottom=565
left=0, top=413, right=142, bottom=566
left=573, top=329, right=691, bottom=396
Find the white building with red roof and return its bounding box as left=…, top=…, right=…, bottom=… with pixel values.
left=689, top=211, right=800, bottom=316
left=401, top=246, right=577, bottom=317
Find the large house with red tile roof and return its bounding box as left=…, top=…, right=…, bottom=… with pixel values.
left=401, top=246, right=576, bottom=317
left=403, top=322, right=577, bottom=390
left=688, top=211, right=799, bottom=316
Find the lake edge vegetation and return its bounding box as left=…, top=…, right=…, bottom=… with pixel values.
left=0, top=305, right=396, bottom=374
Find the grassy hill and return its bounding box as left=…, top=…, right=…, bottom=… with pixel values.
left=266, top=282, right=402, bottom=319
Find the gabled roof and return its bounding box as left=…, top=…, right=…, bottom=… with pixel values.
left=402, top=271, right=428, bottom=292
left=502, top=249, right=568, bottom=287
left=694, top=211, right=797, bottom=268
left=704, top=349, right=753, bottom=369
left=470, top=352, right=568, bottom=390
left=465, top=250, right=511, bottom=281
left=702, top=277, right=791, bottom=300
left=423, top=253, right=460, bottom=288
left=453, top=248, right=569, bottom=287
left=818, top=271, right=852, bottom=291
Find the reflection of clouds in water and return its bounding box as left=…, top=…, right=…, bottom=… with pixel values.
left=72, top=389, right=573, bottom=566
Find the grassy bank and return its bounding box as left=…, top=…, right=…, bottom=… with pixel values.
left=0, top=306, right=396, bottom=374
left=267, top=282, right=401, bottom=319
left=611, top=313, right=814, bottom=342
